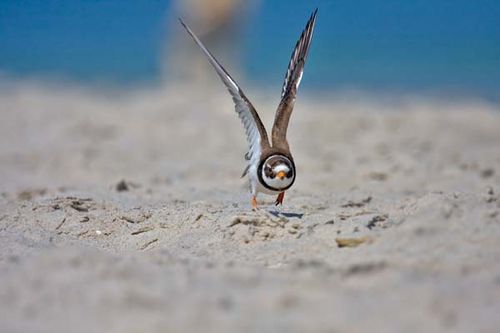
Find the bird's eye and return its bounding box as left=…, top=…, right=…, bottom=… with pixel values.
left=264, top=166, right=273, bottom=178
left=287, top=170, right=293, bottom=177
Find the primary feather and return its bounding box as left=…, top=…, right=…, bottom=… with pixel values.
left=280, top=9, right=317, bottom=99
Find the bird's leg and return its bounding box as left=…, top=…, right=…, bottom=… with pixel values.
left=275, top=192, right=285, bottom=206
left=252, top=196, right=258, bottom=210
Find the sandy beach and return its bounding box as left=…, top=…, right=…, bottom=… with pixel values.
left=1, top=83, right=499, bottom=332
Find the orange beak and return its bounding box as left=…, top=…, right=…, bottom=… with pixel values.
left=276, top=171, right=286, bottom=180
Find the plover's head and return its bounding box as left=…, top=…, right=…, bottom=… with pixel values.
left=261, top=155, right=295, bottom=191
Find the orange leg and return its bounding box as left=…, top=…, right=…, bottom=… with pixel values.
left=252, top=196, right=258, bottom=210
left=275, top=192, right=285, bottom=206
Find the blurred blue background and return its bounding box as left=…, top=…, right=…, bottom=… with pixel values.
left=1, top=0, right=499, bottom=100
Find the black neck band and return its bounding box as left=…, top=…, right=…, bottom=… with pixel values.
left=257, top=155, right=296, bottom=191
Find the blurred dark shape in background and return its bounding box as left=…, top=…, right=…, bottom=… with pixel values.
left=163, top=0, right=258, bottom=86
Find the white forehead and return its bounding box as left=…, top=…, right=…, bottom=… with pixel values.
left=264, top=155, right=292, bottom=166
left=273, top=164, right=290, bottom=172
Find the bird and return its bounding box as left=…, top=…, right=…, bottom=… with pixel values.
left=180, top=9, right=317, bottom=210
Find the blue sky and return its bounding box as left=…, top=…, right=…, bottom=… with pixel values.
left=1, top=0, right=499, bottom=99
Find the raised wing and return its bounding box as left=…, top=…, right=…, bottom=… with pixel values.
left=179, top=19, right=270, bottom=174
left=272, top=9, right=317, bottom=150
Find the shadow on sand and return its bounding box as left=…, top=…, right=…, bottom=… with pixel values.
left=268, top=210, right=304, bottom=219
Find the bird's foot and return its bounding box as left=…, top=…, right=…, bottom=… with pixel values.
left=275, top=192, right=285, bottom=206
left=251, top=196, right=258, bottom=210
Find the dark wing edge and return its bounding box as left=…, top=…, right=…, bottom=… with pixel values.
left=279, top=9, right=317, bottom=99
left=272, top=9, right=317, bottom=148
left=179, top=18, right=270, bottom=174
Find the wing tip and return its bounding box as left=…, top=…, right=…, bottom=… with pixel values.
left=178, top=17, right=193, bottom=37
left=279, top=9, right=318, bottom=98
left=309, top=8, right=318, bottom=27
left=178, top=17, right=186, bottom=28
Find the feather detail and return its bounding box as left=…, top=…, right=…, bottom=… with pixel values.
left=272, top=9, right=317, bottom=150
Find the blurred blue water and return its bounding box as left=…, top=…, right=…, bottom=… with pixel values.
left=1, top=0, right=499, bottom=100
